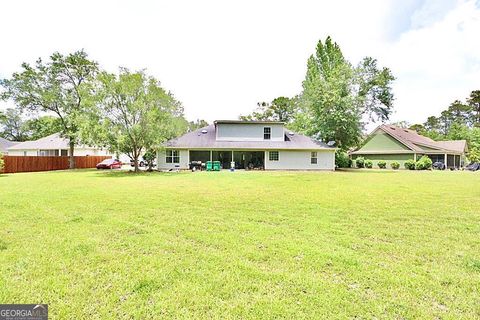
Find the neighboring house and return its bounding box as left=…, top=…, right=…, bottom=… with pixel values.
left=0, top=137, right=18, bottom=154
left=158, top=120, right=336, bottom=170
left=7, top=133, right=112, bottom=157
left=350, top=125, right=468, bottom=169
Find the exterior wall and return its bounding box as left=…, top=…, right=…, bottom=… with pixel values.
left=157, top=149, right=189, bottom=170
left=216, top=123, right=284, bottom=142
left=264, top=150, right=335, bottom=170
left=359, top=131, right=410, bottom=151
left=8, top=149, right=37, bottom=156
left=352, top=153, right=415, bottom=168
left=7, top=148, right=112, bottom=157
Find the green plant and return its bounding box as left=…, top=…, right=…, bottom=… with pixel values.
left=143, top=149, right=157, bottom=171
left=390, top=161, right=400, bottom=170
left=355, top=157, right=365, bottom=168
left=404, top=159, right=416, bottom=170
left=365, top=159, right=373, bottom=168
left=0, top=153, right=4, bottom=173
left=415, top=155, right=433, bottom=170
left=335, top=151, right=351, bottom=168
left=468, top=147, right=480, bottom=163
left=377, top=160, right=386, bottom=169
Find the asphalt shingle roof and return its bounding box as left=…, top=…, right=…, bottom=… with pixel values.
left=165, top=124, right=334, bottom=150
left=352, top=125, right=467, bottom=154
left=0, top=137, right=18, bottom=153
left=8, top=133, right=70, bottom=150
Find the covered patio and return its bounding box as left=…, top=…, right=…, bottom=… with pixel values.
left=189, top=150, right=265, bottom=170
left=423, top=153, right=464, bottom=169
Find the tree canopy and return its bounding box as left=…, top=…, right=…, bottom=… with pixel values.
left=240, top=96, right=298, bottom=124
left=0, top=50, right=98, bottom=168
left=88, top=69, right=186, bottom=172
left=298, top=37, right=395, bottom=149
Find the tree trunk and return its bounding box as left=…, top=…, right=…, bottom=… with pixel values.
left=69, top=140, right=75, bottom=169
left=133, top=153, right=139, bottom=173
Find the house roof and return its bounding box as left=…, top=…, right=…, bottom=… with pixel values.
left=351, top=125, right=467, bottom=154
left=165, top=124, right=334, bottom=150
left=8, top=133, right=69, bottom=150
left=214, top=120, right=285, bottom=125
left=0, top=137, right=18, bottom=153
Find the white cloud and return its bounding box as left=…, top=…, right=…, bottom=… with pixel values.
left=381, top=0, right=480, bottom=125
left=0, top=0, right=478, bottom=130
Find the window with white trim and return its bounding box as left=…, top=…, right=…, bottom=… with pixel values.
left=311, top=151, right=318, bottom=164
left=166, top=150, right=180, bottom=163
left=263, top=127, right=271, bottom=140
left=38, top=149, right=59, bottom=156
left=269, top=151, right=279, bottom=161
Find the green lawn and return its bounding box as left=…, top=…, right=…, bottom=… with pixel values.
left=0, top=169, right=479, bottom=319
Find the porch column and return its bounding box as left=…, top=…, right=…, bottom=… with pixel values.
left=444, top=154, right=447, bottom=168
left=414, top=153, right=417, bottom=162
left=210, top=150, right=212, bottom=161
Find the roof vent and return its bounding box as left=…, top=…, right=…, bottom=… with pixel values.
left=390, top=127, right=396, bottom=130
left=288, top=132, right=294, bottom=136
left=201, top=129, right=208, bottom=134
left=327, top=141, right=336, bottom=147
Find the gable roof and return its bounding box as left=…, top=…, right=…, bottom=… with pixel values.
left=352, top=125, right=467, bottom=154
left=8, top=133, right=69, bottom=150
left=0, top=137, right=18, bottom=153
left=165, top=124, right=334, bottom=150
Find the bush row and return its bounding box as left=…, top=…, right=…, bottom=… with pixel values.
left=344, top=155, right=433, bottom=171
left=354, top=157, right=400, bottom=170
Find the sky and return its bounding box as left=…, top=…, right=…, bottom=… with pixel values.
left=1, top=0, right=479, bottom=129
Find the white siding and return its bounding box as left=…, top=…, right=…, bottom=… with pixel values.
left=264, top=150, right=335, bottom=170
left=7, top=148, right=112, bottom=157
left=216, top=123, right=284, bottom=141
left=7, top=150, right=37, bottom=156
left=157, top=149, right=189, bottom=170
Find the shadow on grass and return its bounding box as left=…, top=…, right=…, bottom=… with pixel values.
left=335, top=168, right=401, bottom=174
left=92, top=169, right=187, bottom=178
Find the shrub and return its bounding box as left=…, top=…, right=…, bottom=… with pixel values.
left=377, top=160, right=386, bottom=169
left=0, top=153, right=3, bottom=173
left=355, top=157, right=365, bottom=168
left=335, top=151, right=351, bottom=168
left=415, top=155, right=433, bottom=170
left=468, top=147, right=480, bottom=163
left=404, top=159, right=416, bottom=170
left=365, top=159, right=373, bottom=168
left=390, top=161, right=400, bottom=170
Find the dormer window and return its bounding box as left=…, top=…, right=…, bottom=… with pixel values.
left=263, top=127, right=271, bottom=140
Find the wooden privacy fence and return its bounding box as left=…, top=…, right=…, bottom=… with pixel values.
left=1, top=155, right=112, bottom=174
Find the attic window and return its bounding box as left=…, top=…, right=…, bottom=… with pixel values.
left=264, top=127, right=271, bottom=140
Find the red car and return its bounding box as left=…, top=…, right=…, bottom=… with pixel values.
left=96, top=159, right=122, bottom=169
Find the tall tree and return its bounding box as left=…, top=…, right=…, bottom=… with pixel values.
left=188, top=119, right=209, bottom=131
left=24, top=116, right=63, bottom=140
left=240, top=96, right=298, bottom=123
left=467, top=90, right=480, bottom=127
left=91, top=69, right=186, bottom=172
left=0, top=50, right=98, bottom=168
left=0, top=108, right=29, bottom=141
left=300, top=37, right=394, bottom=149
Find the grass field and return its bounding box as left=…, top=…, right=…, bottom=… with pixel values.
left=0, top=169, right=479, bottom=319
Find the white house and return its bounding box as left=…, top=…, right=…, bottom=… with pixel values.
left=7, top=133, right=112, bottom=157
left=157, top=120, right=336, bottom=170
